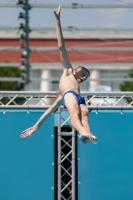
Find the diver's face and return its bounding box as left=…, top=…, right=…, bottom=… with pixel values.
left=73, top=67, right=89, bottom=83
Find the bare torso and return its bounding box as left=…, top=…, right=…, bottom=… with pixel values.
left=59, top=68, right=80, bottom=95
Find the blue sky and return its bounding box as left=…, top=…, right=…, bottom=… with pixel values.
left=0, top=0, right=133, bottom=29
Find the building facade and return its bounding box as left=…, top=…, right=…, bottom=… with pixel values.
left=0, top=31, right=133, bottom=91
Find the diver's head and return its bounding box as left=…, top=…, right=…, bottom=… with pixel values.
left=73, top=66, right=90, bottom=83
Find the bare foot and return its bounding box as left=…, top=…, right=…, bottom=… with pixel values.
left=79, top=129, right=97, bottom=144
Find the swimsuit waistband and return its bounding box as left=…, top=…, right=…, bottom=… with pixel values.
left=63, top=89, right=79, bottom=96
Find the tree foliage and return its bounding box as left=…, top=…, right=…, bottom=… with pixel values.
left=0, top=67, right=24, bottom=91
left=0, top=66, right=25, bottom=104
left=120, top=68, right=133, bottom=103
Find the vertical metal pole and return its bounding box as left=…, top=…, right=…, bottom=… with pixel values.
left=25, top=0, right=30, bottom=82
left=58, top=107, right=61, bottom=200
left=72, top=127, right=76, bottom=200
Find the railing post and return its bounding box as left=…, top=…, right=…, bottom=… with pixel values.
left=58, top=106, right=61, bottom=200
left=72, top=127, right=76, bottom=200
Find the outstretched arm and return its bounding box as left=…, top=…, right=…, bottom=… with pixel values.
left=20, top=95, right=62, bottom=138
left=54, top=5, right=72, bottom=70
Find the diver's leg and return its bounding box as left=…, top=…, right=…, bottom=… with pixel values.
left=64, top=92, right=96, bottom=141
left=64, top=93, right=85, bottom=133
left=79, top=104, right=97, bottom=143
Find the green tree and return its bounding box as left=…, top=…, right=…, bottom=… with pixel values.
left=120, top=68, right=133, bottom=103
left=0, top=66, right=25, bottom=104
left=0, top=67, right=24, bottom=91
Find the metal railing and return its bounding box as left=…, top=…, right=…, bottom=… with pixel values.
left=0, top=91, right=133, bottom=109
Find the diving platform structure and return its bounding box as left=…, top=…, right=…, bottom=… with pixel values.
left=0, top=91, right=132, bottom=109
left=0, top=91, right=133, bottom=200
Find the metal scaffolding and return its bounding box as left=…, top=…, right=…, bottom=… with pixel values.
left=0, top=91, right=133, bottom=109
left=57, top=107, right=76, bottom=200
left=0, top=91, right=133, bottom=200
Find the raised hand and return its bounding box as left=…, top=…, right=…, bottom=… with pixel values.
left=54, top=5, right=61, bottom=20
left=20, top=125, right=38, bottom=138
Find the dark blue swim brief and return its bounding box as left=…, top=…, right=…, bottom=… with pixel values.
left=62, top=90, right=86, bottom=109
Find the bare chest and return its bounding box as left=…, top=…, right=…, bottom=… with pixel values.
left=59, top=72, right=79, bottom=94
